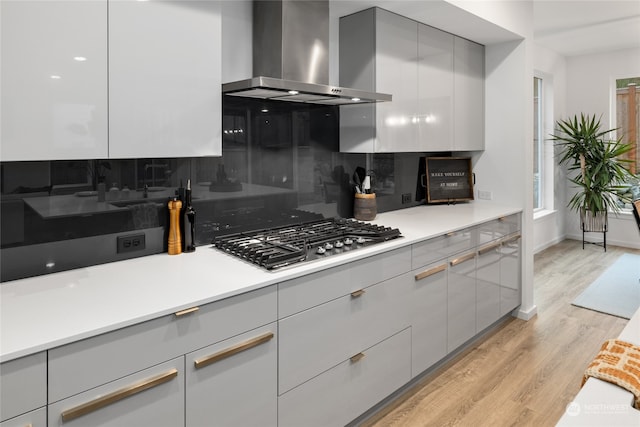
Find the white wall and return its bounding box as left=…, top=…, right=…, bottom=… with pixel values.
left=532, top=44, right=567, bottom=253
left=563, top=48, right=640, bottom=249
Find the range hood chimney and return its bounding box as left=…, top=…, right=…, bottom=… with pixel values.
left=222, top=0, right=391, bottom=105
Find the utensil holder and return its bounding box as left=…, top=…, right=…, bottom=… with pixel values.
left=354, top=193, right=376, bottom=221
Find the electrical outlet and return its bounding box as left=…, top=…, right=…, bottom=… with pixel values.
left=117, top=234, right=146, bottom=253
left=478, top=190, right=493, bottom=200
left=401, top=193, right=412, bottom=204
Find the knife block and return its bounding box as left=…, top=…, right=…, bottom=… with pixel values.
left=354, top=193, right=376, bottom=221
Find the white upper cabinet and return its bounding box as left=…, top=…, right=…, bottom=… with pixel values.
left=1, top=0, right=221, bottom=161
left=454, top=37, right=485, bottom=151
left=340, top=8, right=484, bottom=153
left=108, top=0, right=221, bottom=158
left=374, top=9, right=419, bottom=152
left=339, top=8, right=419, bottom=153
left=1, top=0, right=108, bottom=161
left=418, top=24, right=454, bottom=152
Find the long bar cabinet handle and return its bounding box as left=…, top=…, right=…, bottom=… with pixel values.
left=174, top=306, right=199, bottom=317
left=478, top=241, right=501, bottom=256
left=61, top=368, right=178, bottom=422
left=194, top=331, right=274, bottom=369
left=350, top=352, right=365, bottom=363
left=351, top=289, right=366, bottom=298
left=415, top=264, right=446, bottom=281
left=502, top=233, right=522, bottom=245
left=450, top=252, right=476, bottom=267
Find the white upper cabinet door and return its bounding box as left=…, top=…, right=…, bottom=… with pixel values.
left=1, top=0, right=108, bottom=161
left=108, top=0, right=222, bottom=158
left=418, top=24, right=454, bottom=152
left=374, top=9, right=419, bottom=153
left=453, top=37, right=485, bottom=151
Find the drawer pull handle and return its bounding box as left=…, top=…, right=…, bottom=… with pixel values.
left=502, top=233, right=522, bottom=245
left=450, top=252, right=476, bottom=267
left=174, top=306, right=199, bottom=317
left=350, top=352, right=365, bottom=363
left=61, top=368, right=178, bottom=422
left=498, top=216, right=506, bottom=221
left=478, top=242, right=501, bottom=255
left=445, top=232, right=456, bottom=237
left=194, top=331, right=274, bottom=369
left=415, top=264, right=446, bottom=281
left=351, top=289, right=366, bottom=298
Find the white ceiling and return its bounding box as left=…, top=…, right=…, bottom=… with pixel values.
left=533, top=0, right=640, bottom=57
left=331, top=0, right=640, bottom=57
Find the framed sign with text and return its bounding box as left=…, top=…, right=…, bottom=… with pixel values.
left=425, top=157, right=474, bottom=203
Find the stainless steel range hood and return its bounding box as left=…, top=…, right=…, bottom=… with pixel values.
left=222, top=0, right=391, bottom=106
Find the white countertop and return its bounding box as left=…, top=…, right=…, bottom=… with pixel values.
left=1, top=202, right=521, bottom=363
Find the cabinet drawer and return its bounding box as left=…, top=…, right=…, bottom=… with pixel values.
left=412, top=227, right=474, bottom=268
left=500, top=233, right=522, bottom=315
left=278, top=272, right=412, bottom=394
left=278, top=328, right=411, bottom=427
left=49, top=286, right=276, bottom=402
left=186, top=323, right=277, bottom=427
left=48, top=357, right=183, bottom=427
left=411, top=261, right=448, bottom=377
left=0, top=352, right=46, bottom=422
left=0, top=407, right=46, bottom=427
left=278, top=246, right=411, bottom=318
left=477, top=213, right=521, bottom=244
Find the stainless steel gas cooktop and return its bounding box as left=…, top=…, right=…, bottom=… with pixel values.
left=212, top=218, right=401, bottom=270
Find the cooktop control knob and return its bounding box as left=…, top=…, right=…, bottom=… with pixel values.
left=316, top=246, right=327, bottom=254
left=356, top=237, right=366, bottom=244
left=324, top=242, right=334, bottom=250
left=344, top=238, right=353, bottom=245
left=334, top=241, right=344, bottom=248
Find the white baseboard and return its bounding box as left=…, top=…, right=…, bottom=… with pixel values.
left=534, top=235, right=565, bottom=254
left=565, top=233, right=640, bottom=250
left=515, top=305, right=538, bottom=321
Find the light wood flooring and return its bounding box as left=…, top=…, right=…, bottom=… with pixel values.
left=363, top=239, right=640, bottom=427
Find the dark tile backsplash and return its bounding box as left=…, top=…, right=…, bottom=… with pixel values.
left=1, top=97, right=429, bottom=282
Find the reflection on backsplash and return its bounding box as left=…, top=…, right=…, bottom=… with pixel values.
left=1, top=97, right=427, bottom=282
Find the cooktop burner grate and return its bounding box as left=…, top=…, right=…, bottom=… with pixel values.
left=212, top=218, right=401, bottom=269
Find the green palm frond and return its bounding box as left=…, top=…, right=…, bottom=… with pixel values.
left=551, top=113, right=633, bottom=214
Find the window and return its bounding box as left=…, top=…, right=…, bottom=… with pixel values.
left=616, top=78, right=639, bottom=175
left=534, top=77, right=543, bottom=210
left=615, top=77, right=640, bottom=208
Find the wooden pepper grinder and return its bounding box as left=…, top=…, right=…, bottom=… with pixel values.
left=168, top=197, right=182, bottom=255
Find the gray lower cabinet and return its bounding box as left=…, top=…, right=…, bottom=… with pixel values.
left=447, top=250, right=477, bottom=352
left=278, top=328, right=411, bottom=427
left=277, top=247, right=413, bottom=425
left=48, top=357, right=184, bottom=427
left=476, top=240, right=502, bottom=332
left=278, top=272, right=412, bottom=395
left=185, top=323, right=277, bottom=427
left=46, top=286, right=277, bottom=427
left=500, top=233, right=522, bottom=315
left=410, top=260, right=448, bottom=377
left=0, top=407, right=46, bottom=427
left=0, top=352, right=46, bottom=425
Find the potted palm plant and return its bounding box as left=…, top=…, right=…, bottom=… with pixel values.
left=552, top=113, right=633, bottom=249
